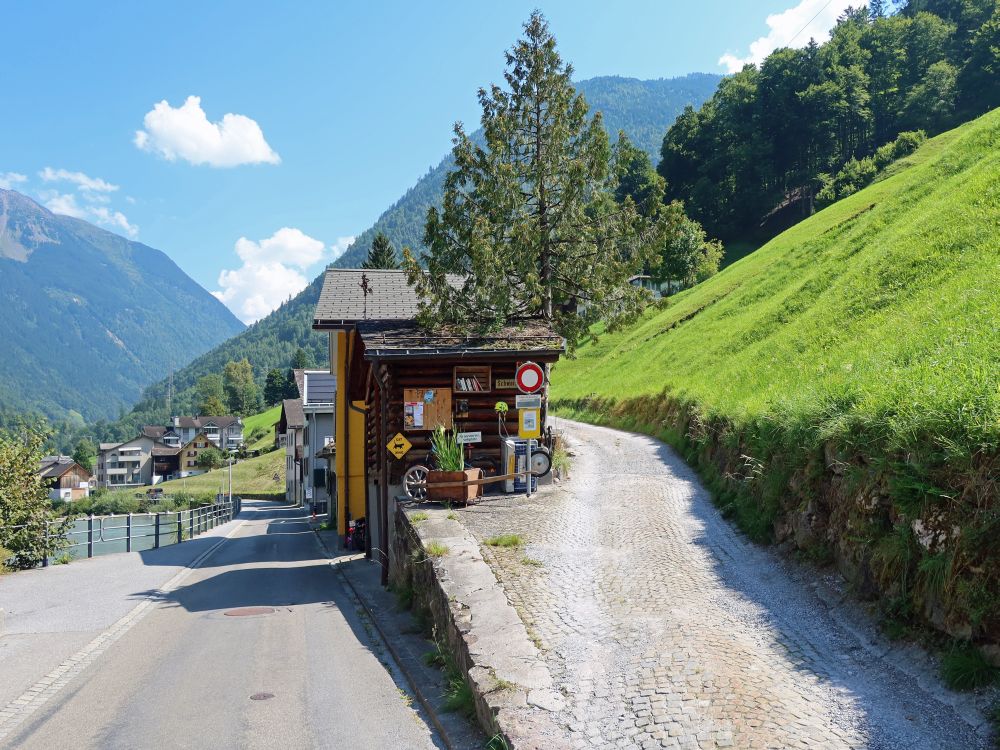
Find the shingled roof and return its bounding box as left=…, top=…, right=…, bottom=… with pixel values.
left=357, top=319, right=564, bottom=359
left=280, top=398, right=305, bottom=430
left=313, top=269, right=462, bottom=326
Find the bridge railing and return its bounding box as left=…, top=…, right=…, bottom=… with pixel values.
left=0, top=497, right=242, bottom=568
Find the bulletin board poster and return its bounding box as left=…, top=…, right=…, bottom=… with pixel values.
left=404, top=401, right=424, bottom=429
left=403, top=388, right=453, bottom=431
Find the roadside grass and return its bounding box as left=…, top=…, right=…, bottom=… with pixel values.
left=484, top=534, right=524, bottom=548
left=156, top=449, right=284, bottom=497
left=410, top=511, right=429, bottom=523
left=521, top=556, right=543, bottom=567
left=243, top=405, right=281, bottom=451
left=424, top=643, right=477, bottom=718
left=425, top=541, right=449, bottom=557
left=939, top=643, right=1000, bottom=691
left=551, top=109, right=1000, bottom=637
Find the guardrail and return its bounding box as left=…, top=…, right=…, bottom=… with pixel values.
left=0, top=497, right=242, bottom=568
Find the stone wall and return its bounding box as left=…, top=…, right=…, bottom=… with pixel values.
left=390, top=504, right=569, bottom=749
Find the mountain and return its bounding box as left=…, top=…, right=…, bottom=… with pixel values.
left=125, top=73, right=722, bottom=419
left=332, top=73, right=721, bottom=268
left=0, top=189, right=244, bottom=423
left=551, top=109, right=1000, bottom=643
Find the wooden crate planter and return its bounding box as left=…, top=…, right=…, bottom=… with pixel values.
left=426, top=468, right=483, bottom=503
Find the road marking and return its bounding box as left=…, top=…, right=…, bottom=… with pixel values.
left=0, top=519, right=246, bottom=742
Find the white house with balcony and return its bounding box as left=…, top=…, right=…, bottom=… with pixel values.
left=95, top=436, right=158, bottom=488
left=170, top=416, right=244, bottom=451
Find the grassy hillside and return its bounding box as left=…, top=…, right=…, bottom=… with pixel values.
left=244, top=405, right=280, bottom=450
left=156, top=448, right=284, bottom=498
left=552, top=109, right=1000, bottom=647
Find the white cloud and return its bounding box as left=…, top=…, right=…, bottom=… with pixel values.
left=134, top=95, right=280, bottom=167
left=88, top=206, right=139, bottom=238
left=330, top=235, right=356, bottom=261
left=718, top=0, right=857, bottom=73
left=39, top=167, right=118, bottom=193
left=40, top=190, right=87, bottom=219
left=213, top=228, right=327, bottom=323
left=39, top=188, right=139, bottom=238
left=0, top=172, right=27, bottom=190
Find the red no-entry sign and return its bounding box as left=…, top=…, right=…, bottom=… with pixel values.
left=515, top=361, right=545, bottom=394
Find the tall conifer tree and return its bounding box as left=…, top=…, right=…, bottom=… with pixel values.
left=406, top=12, right=664, bottom=348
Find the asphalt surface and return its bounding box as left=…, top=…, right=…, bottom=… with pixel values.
left=0, top=501, right=441, bottom=750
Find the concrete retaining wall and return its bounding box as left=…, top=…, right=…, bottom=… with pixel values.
left=390, top=504, right=569, bottom=749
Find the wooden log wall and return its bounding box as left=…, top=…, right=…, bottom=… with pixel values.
left=365, top=356, right=557, bottom=484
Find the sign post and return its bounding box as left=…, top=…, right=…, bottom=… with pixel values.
left=386, top=432, right=412, bottom=460
left=515, top=361, right=545, bottom=394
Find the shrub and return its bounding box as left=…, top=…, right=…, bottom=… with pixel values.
left=0, top=424, right=70, bottom=568
left=940, top=643, right=1000, bottom=691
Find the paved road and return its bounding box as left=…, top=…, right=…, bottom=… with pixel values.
left=0, top=501, right=440, bottom=750
left=461, top=420, right=990, bottom=749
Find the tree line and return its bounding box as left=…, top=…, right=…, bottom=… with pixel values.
left=659, top=0, right=1000, bottom=240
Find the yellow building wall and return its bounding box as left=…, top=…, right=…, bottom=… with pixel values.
left=333, top=330, right=370, bottom=536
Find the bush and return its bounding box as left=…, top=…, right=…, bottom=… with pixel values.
left=0, top=424, right=69, bottom=568
left=940, top=644, right=1000, bottom=691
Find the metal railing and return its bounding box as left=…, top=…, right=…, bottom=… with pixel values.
left=1, top=498, right=241, bottom=568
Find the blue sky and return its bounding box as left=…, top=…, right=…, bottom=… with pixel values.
left=0, top=0, right=854, bottom=323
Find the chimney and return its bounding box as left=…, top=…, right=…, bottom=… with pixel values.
left=172, top=416, right=180, bottom=428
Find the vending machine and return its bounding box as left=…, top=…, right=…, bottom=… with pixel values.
left=502, top=438, right=538, bottom=494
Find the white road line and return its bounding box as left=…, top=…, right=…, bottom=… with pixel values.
left=0, top=519, right=247, bottom=743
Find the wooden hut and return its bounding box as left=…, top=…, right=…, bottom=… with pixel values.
left=312, top=269, right=564, bottom=579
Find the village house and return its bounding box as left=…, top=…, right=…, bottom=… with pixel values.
left=38, top=456, right=92, bottom=501
left=276, top=396, right=305, bottom=506
left=311, top=269, right=564, bottom=578
left=176, top=431, right=216, bottom=478
left=169, top=416, right=244, bottom=451
left=95, top=435, right=159, bottom=488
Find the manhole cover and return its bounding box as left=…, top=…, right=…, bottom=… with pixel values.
left=224, top=606, right=275, bottom=617
left=250, top=692, right=275, bottom=701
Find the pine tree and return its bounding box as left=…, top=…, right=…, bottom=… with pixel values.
left=263, top=368, right=287, bottom=406
left=71, top=438, right=96, bottom=472
left=292, top=348, right=310, bottom=370
left=361, top=232, right=399, bottom=269
left=405, top=12, right=663, bottom=349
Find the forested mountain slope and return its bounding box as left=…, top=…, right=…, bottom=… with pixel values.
left=659, top=0, right=1000, bottom=241
left=333, top=73, right=720, bottom=268
left=552, top=109, right=1000, bottom=647
left=0, top=189, right=244, bottom=422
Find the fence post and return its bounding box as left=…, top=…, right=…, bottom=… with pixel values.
left=87, top=515, right=94, bottom=558
left=154, top=513, right=160, bottom=549
left=189, top=510, right=194, bottom=540
left=126, top=513, right=132, bottom=553
left=177, top=512, right=182, bottom=542
left=42, top=522, right=49, bottom=567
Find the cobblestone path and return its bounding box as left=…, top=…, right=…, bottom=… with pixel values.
left=459, top=420, right=987, bottom=750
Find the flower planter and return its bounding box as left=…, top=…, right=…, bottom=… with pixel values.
left=426, top=468, right=482, bottom=504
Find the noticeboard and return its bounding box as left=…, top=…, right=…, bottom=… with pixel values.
left=403, top=388, right=453, bottom=431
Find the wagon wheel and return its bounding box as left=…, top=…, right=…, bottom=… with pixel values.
left=403, top=464, right=429, bottom=502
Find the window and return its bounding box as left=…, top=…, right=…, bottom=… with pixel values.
left=187, top=460, right=195, bottom=467
left=196, top=441, right=206, bottom=448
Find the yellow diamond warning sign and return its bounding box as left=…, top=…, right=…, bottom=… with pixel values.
left=387, top=432, right=412, bottom=460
